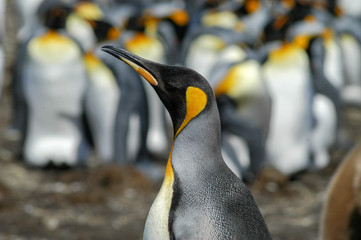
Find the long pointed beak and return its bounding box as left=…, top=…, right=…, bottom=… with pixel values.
left=101, top=45, right=158, bottom=86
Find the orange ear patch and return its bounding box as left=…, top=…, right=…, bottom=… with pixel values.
left=245, top=0, right=261, bottom=13
left=176, top=87, right=207, bottom=136
left=171, top=9, right=189, bottom=26
left=214, top=67, right=236, bottom=97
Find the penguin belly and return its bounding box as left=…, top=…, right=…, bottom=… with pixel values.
left=142, top=80, right=171, bottom=160
left=323, top=38, right=344, bottom=91
left=22, top=32, right=89, bottom=167
left=126, top=113, right=142, bottom=163
left=311, top=93, right=337, bottom=169
left=339, top=34, right=361, bottom=105
left=263, top=46, right=313, bottom=175
left=125, top=34, right=171, bottom=160
left=340, top=34, right=361, bottom=86
left=84, top=53, right=120, bottom=163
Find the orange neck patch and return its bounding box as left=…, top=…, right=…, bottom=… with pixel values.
left=170, top=10, right=189, bottom=26
left=38, top=30, right=68, bottom=45
left=246, top=0, right=260, bottom=13
left=84, top=52, right=101, bottom=68
left=125, top=33, right=153, bottom=51
left=214, top=67, right=236, bottom=97
left=176, top=86, right=207, bottom=137
left=165, top=86, right=207, bottom=182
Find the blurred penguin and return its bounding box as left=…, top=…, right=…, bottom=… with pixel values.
left=210, top=55, right=272, bottom=182
left=92, top=26, right=150, bottom=166
left=14, top=0, right=45, bottom=43
left=11, top=0, right=47, bottom=135
left=22, top=2, right=89, bottom=167
left=65, top=1, right=104, bottom=52
left=261, top=12, right=314, bottom=176
left=121, top=11, right=172, bottom=161
left=332, top=5, right=361, bottom=106
left=236, top=0, right=273, bottom=46
left=285, top=2, right=341, bottom=169
left=337, top=0, right=361, bottom=19
left=143, top=1, right=190, bottom=64
left=83, top=19, right=121, bottom=164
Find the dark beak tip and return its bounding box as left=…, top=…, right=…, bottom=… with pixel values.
left=101, top=45, right=113, bottom=52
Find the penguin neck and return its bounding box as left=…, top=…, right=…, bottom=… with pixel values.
left=170, top=102, right=223, bottom=177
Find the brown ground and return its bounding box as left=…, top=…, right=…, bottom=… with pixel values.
left=2, top=2, right=361, bottom=240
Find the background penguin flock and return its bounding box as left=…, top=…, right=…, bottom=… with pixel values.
left=7, top=0, right=358, bottom=178
left=2, top=0, right=361, bottom=238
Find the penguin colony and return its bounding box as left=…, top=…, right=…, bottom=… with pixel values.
left=4, top=0, right=361, bottom=239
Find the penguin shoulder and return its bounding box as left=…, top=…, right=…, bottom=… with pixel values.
left=265, top=42, right=309, bottom=68
left=28, top=30, right=82, bottom=64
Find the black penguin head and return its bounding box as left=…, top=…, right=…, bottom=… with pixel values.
left=87, top=19, right=121, bottom=42
left=101, top=45, right=215, bottom=135
left=38, top=0, right=72, bottom=30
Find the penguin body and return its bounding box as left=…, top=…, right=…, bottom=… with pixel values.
left=96, top=41, right=149, bottom=164
left=334, top=16, right=361, bottom=106
left=211, top=56, right=272, bottom=140
left=311, top=93, right=337, bottom=169
left=123, top=29, right=172, bottom=161
left=322, top=29, right=344, bottom=91
left=78, top=18, right=123, bottom=164
left=83, top=51, right=120, bottom=163
left=337, top=0, right=361, bottom=19
left=307, top=37, right=339, bottom=169
left=320, top=142, right=361, bottom=240
left=102, top=46, right=271, bottom=239
left=286, top=17, right=341, bottom=168
left=14, top=0, right=44, bottom=42
left=217, top=94, right=265, bottom=182
left=210, top=56, right=271, bottom=181
left=22, top=29, right=89, bottom=166
left=262, top=42, right=313, bottom=175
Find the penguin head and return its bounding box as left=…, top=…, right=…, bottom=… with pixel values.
left=73, top=1, right=104, bottom=20
left=38, top=1, right=72, bottom=30
left=101, top=46, right=215, bottom=136
left=87, top=19, right=121, bottom=42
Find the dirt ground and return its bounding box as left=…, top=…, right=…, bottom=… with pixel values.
left=1, top=2, right=361, bottom=240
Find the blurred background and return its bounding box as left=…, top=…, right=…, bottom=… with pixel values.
left=1, top=0, right=361, bottom=239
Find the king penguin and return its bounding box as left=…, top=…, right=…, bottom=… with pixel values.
left=261, top=13, right=315, bottom=175
left=122, top=13, right=173, bottom=161
left=82, top=19, right=121, bottom=164
left=102, top=46, right=271, bottom=239
left=21, top=3, right=89, bottom=167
